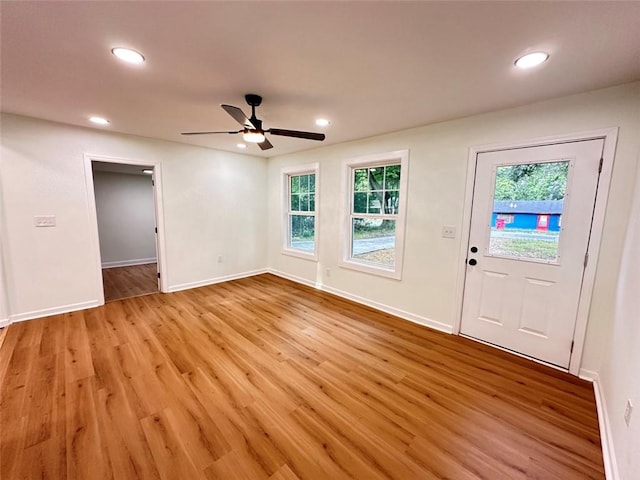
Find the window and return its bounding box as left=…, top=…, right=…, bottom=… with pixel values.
left=282, top=164, right=319, bottom=260
left=341, top=150, right=409, bottom=279
left=496, top=214, right=514, bottom=224
left=538, top=214, right=548, bottom=228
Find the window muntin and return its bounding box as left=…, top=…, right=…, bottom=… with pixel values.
left=352, top=165, right=401, bottom=215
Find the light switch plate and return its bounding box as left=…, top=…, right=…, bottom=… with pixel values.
left=34, top=215, right=56, bottom=227
left=442, top=225, right=456, bottom=239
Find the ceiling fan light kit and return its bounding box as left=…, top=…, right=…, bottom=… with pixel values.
left=243, top=131, right=266, bottom=143
left=182, top=94, right=326, bottom=150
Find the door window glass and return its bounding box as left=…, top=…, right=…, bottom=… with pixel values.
left=488, top=161, right=569, bottom=263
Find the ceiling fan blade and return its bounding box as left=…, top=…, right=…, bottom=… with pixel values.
left=221, top=104, right=256, bottom=129
left=268, top=128, right=325, bottom=141
left=258, top=137, right=274, bottom=150
left=181, top=130, right=240, bottom=135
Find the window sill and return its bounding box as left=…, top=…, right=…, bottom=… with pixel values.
left=281, top=248, right=318, bottom=262
left=338, top=258, right=402, bottom=280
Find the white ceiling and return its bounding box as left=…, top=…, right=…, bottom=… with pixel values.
left=2, top=1, right=640, bottom=157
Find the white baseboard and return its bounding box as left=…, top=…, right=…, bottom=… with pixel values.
left=102, top=257, right=157, bottom=269
left=9, top=300, right=101, bottom=324
left=578, top=368, right=599, bottom=382
left=167, top=268, right=269, bottom=293
left=579, top=369, right=619, bottom=480
left=267, top=269, right=318, bottom=288
left=320, top=284, right=453, bottom=334
left=7, top=269, right=268, bottom=322
left=0, top=318, right=9, bottom=328
left=268, top=269, right=453, bottom=334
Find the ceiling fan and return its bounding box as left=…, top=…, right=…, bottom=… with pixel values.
left=181, top=94, right=326, bottom=150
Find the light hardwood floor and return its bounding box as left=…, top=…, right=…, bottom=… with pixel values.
left=102, top=263, right=158, bottom=302
left=0, top=274, right=604, bottom=479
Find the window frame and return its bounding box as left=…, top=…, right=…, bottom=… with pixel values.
left=340, top=150, right=409, bottom=279
left=281, top=163, right=320, bottom=261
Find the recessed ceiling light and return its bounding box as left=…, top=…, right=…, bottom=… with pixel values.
left=142, top=169, right=153, bottom=175
left=515, top=51, right=549, bottom=69
left=89, top=116, right=110, bottom=125
left=237, top=143, right=247, bottom=149
left=315, top=118, right=330, bottom=127
left=111, top=47, right=145, bottom=64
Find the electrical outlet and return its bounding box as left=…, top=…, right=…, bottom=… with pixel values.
left=442, top=225, right=456, bottom=239
left=217, top=255, right=223, bottom=263
left=325, top=268, right=331, bottom=277
left=624, top=399, right=633, bottom=426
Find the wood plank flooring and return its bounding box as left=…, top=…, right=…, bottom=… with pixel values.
left=102, top=263, right=158, bottom=302
left=0, top=274, right=605, bottom=479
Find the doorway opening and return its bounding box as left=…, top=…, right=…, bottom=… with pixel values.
left=84, top=155, right=167, bottom=304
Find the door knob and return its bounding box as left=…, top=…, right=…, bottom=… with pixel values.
left=470, top=246, right=478, bottom=253
left=468, top=258, right=477, bottom=266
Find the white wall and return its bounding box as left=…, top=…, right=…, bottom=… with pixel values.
left=267, top=82, right=640, bottom=375
left=0, top=113, right=267, bottom=319
left=93, top=171, right=157, bottom=267
left=600, top=154, right=640, bottom=480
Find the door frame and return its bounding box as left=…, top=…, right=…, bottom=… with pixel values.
left=453, top=128, right=618, bottom=375
left=83, top=153, right=168, bottom=305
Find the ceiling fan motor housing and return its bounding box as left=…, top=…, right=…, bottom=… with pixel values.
left=245, top=94, right=263, bottom=107
left=248, top=117, right=263, bottom=131
left=245, top=94, right=263, bottom=130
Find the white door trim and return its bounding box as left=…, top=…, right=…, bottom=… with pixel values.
left=83, top=153, right=169, bottom=305
left=454, top=127, right=619, bottom=375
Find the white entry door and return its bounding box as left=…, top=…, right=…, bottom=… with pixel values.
left=460, top=139, right=604, bottom=368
